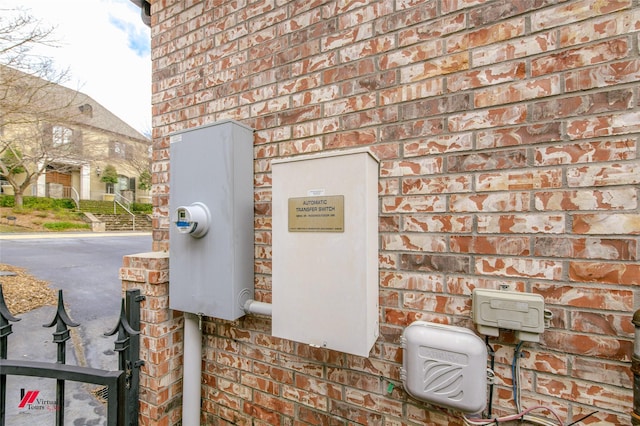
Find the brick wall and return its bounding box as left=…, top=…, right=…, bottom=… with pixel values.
left=142, top=0, right=639, bottom=424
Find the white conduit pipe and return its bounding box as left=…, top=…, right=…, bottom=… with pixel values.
left=244, top=299, right=273, bottom=316
left=182, top=302, right=271, bottom=425
left=182, top=313, right=202, bottom=426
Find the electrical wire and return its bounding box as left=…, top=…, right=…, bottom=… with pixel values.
left=485, top=336, right=495, bottom=418
left=464, top=405, right=565, bottom=426
left=567, top=410, right=598, bottom=425
left=512, top=341, right=525, bottom=412
left=463, top=341, right=567, bottom=426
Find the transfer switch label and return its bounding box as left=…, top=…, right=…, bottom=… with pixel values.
left=288, top=195, right=344, bottom=232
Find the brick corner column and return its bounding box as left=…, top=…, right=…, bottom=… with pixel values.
left=120, top=251, right=183, bottom=426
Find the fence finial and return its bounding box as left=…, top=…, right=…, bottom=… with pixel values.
left=44, top=289, right=80, bottom=343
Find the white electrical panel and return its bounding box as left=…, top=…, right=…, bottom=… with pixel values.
left=401, top=321, right=487, bottom=414
left=472, top=288, right=545, bottom=342
left=271, top=148, right=379, bottom=357
left=169, top=120, right=254, bottom=321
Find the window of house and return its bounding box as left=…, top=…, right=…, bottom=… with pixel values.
left=110, top=141, right=127, bottom=159
left=118, top=175, right=129, bottom=192
left=52, top=126, right=73, bottom=146
left=78, top=103, right=93, bottom=117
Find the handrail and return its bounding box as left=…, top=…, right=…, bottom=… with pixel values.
left=69, top=187, right=80, bottom=210
left=113, top=193, right=136, bottom=231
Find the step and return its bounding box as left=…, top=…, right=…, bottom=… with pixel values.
left=91, top=214, right=152, bottom=232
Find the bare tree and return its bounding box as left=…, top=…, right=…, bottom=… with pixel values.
left=0, top=7, right=80, bottom=207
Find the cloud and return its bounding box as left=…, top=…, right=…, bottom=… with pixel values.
left=109, top=14, right=150, bottom=57
left=2, top=0, right=152, bottom=135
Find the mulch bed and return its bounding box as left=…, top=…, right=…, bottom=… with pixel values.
left=0, top=263, right=57, bottom=315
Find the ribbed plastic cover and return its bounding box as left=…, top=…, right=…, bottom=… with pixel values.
left=401, top=321, right=487, bottom=413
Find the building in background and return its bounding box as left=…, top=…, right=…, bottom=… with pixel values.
left=0, top=65, right=151, bottom=204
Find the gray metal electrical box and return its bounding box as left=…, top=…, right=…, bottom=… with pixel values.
left=169, top=120, right=254, bottom=321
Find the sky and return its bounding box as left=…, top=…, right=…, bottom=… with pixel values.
left=3, top=0, right=152, bottom=136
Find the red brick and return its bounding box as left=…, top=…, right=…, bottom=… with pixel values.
left=472, top=31, right=557, bottom=67
left=476, top=257, right=562, bottom=280
left=450, top=235, right=530, bottom=256
left=381, top=233, right=447, bottom=252
left=532, top=38, right=630, bottom=77
left=477, top=169, right=563, bottom=191
left=402, top=175, right=472, bottom=194
left=569, top=261, right=640, bottom=285
left=531, top=0, right=631, bottom=32
left=533, top=283, right=634, bottom=311
left=534, top=188, right=636, bottom=211
left=441, top=0, right=493, bottom=14
left=322, top=25, right=373, bottom=52
left=571, top=311, right=634, bottom=337
left=339, top=35, right=396, bottom=62
left=566, top=111, right=640, bottom=139
left=573, top=213, right=640, bottom=235
left=534, top=139, right=635, bottom=166
left=450, top=192, right=531, bottom=212
left=477, top=123, right=562, bottom=149
left=446, top=18, right=525, bottom=53
left=404, top=133, right=473, bottom=155
left=533, top=236, right=637, bottom=260
left=325, top=128, right=377, bottom=149
left=447, top=148, right=527, bottom=172
left=474, top=75, right=561, bottom=108
left=565, top=59, right=640, bottom=92
left=322, top=58, right=374, bottom=84
left=572, top=357, right=633, bottom=388
left=398, top=12, right=464, bottom=47
left=382, top=195, right=446, bottom=213
left=448, top=105, right=527, bottom=131
left=447, top=61, right=525, bottom=92
left=542, top=330, right=632, bottom=362
left=536, top=375, right=632, bottom=412
left=402, top=214, right=473, bottom=233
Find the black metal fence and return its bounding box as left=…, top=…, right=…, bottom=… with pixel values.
left=0, top=286, right=144, bottom=426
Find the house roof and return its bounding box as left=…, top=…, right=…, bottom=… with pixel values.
left=0, top=64, right=149, bottom=143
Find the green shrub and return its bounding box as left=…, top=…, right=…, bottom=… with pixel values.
left=0, top=195, right=15, bottom=207
left=132, top=202, right=152, bottom=213
left=23, top=196, right=75, bottom=210
left=43, top=221, right=91, bottom=231
left=0, top=196, right=76, bottom=210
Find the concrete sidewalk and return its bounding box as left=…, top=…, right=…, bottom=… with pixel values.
left=1, top=232, right=150, bottom=425
left=4, top=305, right=115, bottom=426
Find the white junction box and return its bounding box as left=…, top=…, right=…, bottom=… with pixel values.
left=272, top=148, right=379, bottom=357
left=169, top=120, right=254, bottom=321
left=401, top=321, right=487, bottom=414
left=472, top=288, right=545, bottom=342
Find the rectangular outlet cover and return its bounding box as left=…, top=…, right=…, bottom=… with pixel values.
left=472, top=289, right=545, bottom=342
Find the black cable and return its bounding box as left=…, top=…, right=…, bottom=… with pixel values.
left=485, top=336, right=496, bottom=418
left=567, top=410, right=598, bottom=425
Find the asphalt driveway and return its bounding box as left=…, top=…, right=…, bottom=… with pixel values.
left=0, top=232, right=152, bottom=425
